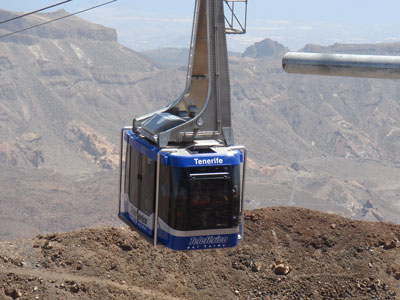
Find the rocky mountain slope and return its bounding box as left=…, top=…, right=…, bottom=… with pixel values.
left=242, top=38, right=289, bottom=58
left=228, top=44, right=400, bottom=223
left=140, top=48, right=190, bottom=68
left=2, top=8, right=400, bottom=240
left=0, top=9, right=165, bottom=174
left=301, top=42, right=400, bottom=55
left=1, top=207, right=400, bottom=300
left=0, top=9, right=183, bottom=239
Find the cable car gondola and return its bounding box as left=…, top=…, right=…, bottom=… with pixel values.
left=118, top=0, right=248, bottom=250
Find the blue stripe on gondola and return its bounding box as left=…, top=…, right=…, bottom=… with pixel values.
left=157, top=228, right=239, bottom=250
left=125, top=131, right=160, bottom=161
left=121, top=212, right=154, bottom=238
left=137, top=222, right=153, bottom=236
left=119, top=212, right=238, bottom=251
left=167, top=152, right=242, bottom=167
left=125, top=130, right=243, bottom=167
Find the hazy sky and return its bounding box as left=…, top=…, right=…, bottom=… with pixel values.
left=2, top=0, right=400, bottom=52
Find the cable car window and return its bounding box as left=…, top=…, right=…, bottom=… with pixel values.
left=170, top=167, right=188, bottom=230
left=129, top=147, right=140, bottom=208
left=158, top=162, right=171, bottom=223
left=231, top=165, right=241, bottom=218
left=139, top=156, right=156, bottom=215
left=124, top=144, right=131, bottom=195
left=189, top=176, right=232, bottom=230
left=169, top=166, right=241, bottom=231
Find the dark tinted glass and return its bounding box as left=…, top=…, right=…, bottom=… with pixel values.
left=169, top=166, right=240, bottom=231
left=159, top=162, right=171, bottom=223
left=140, top=156, right=156, bottom=215
left=124, top=144, right=130, bottom=195
left=128, top=147, right=141, bottom=207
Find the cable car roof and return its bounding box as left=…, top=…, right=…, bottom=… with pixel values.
left=125, top=130, right=243, bottom=168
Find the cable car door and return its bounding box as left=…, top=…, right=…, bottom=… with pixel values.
left=127, top=147, right=156, bottom=236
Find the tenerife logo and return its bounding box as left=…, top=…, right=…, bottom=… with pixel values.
left=188, top=235, right=229, bottom=246
left=194, top=157, right=223, bottom=165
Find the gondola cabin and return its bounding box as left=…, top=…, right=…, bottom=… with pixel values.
left=118, top=129, right=245, bottom=250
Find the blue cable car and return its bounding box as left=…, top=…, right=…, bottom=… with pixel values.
left=119, top=129, right=245, bottom=250
left=118, top=0, right=248, bottom=250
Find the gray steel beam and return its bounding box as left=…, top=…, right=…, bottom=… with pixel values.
left=133, top=0, right=234, bottom=147
left=282, top=52, right=400, bottom=80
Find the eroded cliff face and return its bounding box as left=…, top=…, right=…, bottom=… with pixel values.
left=0, top=8, right=165, bottom=175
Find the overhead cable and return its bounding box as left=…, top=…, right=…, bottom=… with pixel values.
left=0, top=0, right=73, bottom=25
left=0, top=0, right=117, bottom=39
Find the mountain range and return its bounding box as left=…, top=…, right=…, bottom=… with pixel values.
left=2, top=9, right=400, bottom=240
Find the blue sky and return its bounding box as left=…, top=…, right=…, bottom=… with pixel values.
left=2, top=1, right=400, bottom=52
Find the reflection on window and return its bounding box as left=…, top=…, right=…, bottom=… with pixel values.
left=169, top=166, right=240, bottom=231
left=189, top=177, right=232, bottom=230
left=129, top=147, right=140, bottom=207
left=140, top=156, right=155, bottom=215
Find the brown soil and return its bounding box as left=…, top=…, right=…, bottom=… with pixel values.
left=1, top=207, right=400, bottom=300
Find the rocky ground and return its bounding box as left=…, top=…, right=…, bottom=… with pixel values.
left=1, top=207, right=400, bottom=300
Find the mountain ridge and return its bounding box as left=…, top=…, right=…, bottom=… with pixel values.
left=0, top=9, right=117, bottom=42
left=301, top=42, right=400, bottom=55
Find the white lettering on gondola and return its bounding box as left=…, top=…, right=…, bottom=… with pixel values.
left=188, top=235, right=229, bottom=246
left=194, top=157, right=223, bottom=165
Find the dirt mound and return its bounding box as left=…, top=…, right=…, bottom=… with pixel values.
left=1, top=207, right=400, bottom=300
